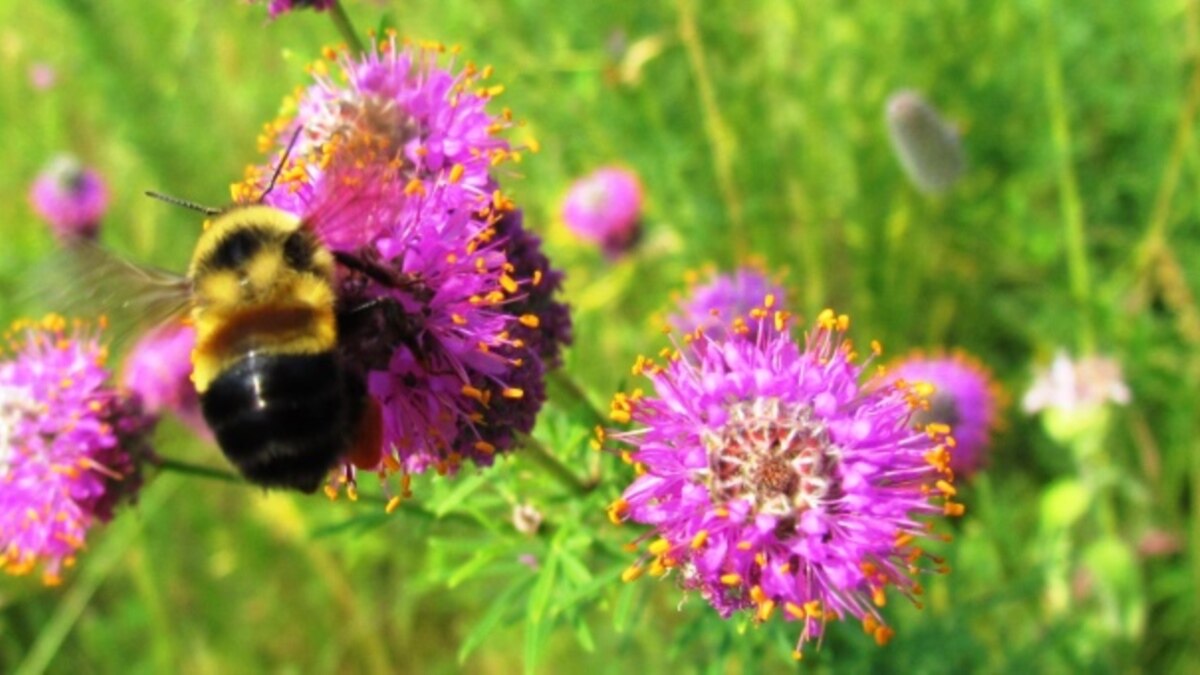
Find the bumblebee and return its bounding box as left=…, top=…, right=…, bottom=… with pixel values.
left=185, top=204, right=380, bottom=492
left=60, top=162, right=386, bottom=493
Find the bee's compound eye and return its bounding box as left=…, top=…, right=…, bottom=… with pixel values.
left=282, top=231, right=313, bottom=270
left=210, top=229, right=262, bottom=270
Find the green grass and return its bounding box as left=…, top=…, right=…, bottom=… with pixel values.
left=1, top=0, right=1198, bottom=672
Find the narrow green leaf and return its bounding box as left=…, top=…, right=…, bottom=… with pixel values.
left=431, top=473, right=489, bottom=517
left=457, top=575, right=536, bottom=665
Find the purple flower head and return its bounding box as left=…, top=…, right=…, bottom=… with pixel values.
left=121, top=322, right=207, bottom=437
left=236, top=38, right=561, bottom=491
left=29, top=155, right=109, bottom=240
left=28, top=63, right=56, bottom=91
left=670, top=266, right=788, bottom=342
left=608, top=310, right=959, bottom=656
left=0, top=316, right=155, bottom=585
left=885, top=90, right=966, bottom=195
left=492, top=209, right=572, bottom=368
left=886, top=351, right=1003, bottom=476
left=561, top=166, right=643, bottom=257
left=263, top=0, right=334, bottom=18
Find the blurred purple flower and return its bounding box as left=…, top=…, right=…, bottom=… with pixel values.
left=609, top=310, right=959, bottom=657
left=240, top=37, right=565, bottom=488
left=561, top=167, right=643, bottom=257
left=670, top=267, right=787, bottom=342
left=887, top=351, right=1003, bottom=476
left=0, top=316, right=154, bottom=585
left=28, top=63, right=56, bottom=91
left=885, top=90, right=965, bottom=195
left=29, top=155, right=109, bottom=240
left=264, top=0, right=334, bottom=18
left=121, top=322, right=207, bottom=437
left=1022, top=351, right=1130, bottom=415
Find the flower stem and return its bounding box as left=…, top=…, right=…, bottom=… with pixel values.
left=152, top=456, right=468, bottom=523
left=519, top=434, right=595, bottom=496
left=546, top=369, right=607, bottom=427
left=1040, top=0, right=1095, bottom=353
left=328, top=0, right=367, bottom=56
left=154, top=456, right=242, bottom=484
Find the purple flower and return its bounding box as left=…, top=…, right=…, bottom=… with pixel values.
left=493, top=209, right=572, bottom=368
left=885, top=90, right=966, bottom=195
left=561, top=167, right=643, bottom=257
left=238, top=37, right=562, bottom=489
left=28, top=63, right=56, bottom=91
left=609, top=310, right=959, bottom=657
left=886, top=351, right=1002, bottom=476
left=670, top=267, right=788, bottom=342
left=29, top=155, right=109, bottom=240
left=264, top=0, right=334, bottom=18
left=0, top=316, right=155, bottom=585
left=121, top=322, right=207, bottom=437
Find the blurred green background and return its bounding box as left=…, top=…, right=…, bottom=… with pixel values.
left=1, top=0, right=1198, bottom=673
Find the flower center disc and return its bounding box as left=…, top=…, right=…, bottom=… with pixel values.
left=703, top=399, right=836, bottom=518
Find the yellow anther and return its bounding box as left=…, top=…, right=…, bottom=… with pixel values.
left=764, top=294, right=776, bottom=308
left=500, top=275, right=519, bottom=294
left=518, top=314, right=540, bottom=328
left=404, top=178, right=425, bottom=195
left=323, top=485, right=339, bottom=500
left=607, top=499, right=629, bottom=524
left=757, top=599, right=777, bottom=622
left=720, top=573, right=742, bottom=587
left=448, top=164, right=465, bottom=184
left=621, top=565, right=644, bottom=582
left=691, top=531, right=709, bottom=549
left=610, top=409, right=631, bottom=424
left=648, top=539, right=671, bottom=556
left=784, top=602, right=805, bottom=619
left=936, top=480, right=957, bottom=496
left=944, top=501, right=966, bottom=517
left=474, top=441, right=496, bottom=454
left=873, top=625, right=895, bottom=646
left=872, top=586, right=886, bottom=607
left=501, top=388, right=524, bottom=399
left=385, top=496, right=403, bottom=514
left=452, top=314, right=468, bottom=326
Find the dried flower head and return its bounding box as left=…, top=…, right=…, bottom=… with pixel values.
left=237, top=37, right=565, bottom=493
left=670, top=267, right=788, bottom=342
left=561, top=166, right=643, bottom=257
left=29, top=155, right=109, bottom=240
left=609, top=310, right=959, bottom=657
left=886, top=351, right=1003, bottom=477
left=885, top=90, right=965, bottom=195
left=0, top=316, right=154, bottom=584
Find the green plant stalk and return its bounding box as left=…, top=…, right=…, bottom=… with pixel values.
left=546, top=368, right=607, bottom=428
left=1040, top=0, right=1095, bottom=354
left=154, top=456, right=465, bottom=523
left=519, top=434, right=595, bottom=496
left=329, top=0, right=367, bottom=56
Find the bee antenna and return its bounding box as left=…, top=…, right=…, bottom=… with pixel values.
left=258, top=126, right=305, bottom=203
left=144, top=191, right=223, bottom=216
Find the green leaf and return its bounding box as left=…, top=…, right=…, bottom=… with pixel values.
left=570, top=613, right=596, bottom=653
left=613, top=578, right=642, bottom=634
left=457, top=575, right=535, bottom=666
left=430, top=473, right=490, bottom=517
left=447, top=543, right=509, bottom=589
left=1039, top=479, right=1090, bottom=530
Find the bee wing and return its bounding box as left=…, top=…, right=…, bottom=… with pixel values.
left=29, top=241, right=193, bottom=351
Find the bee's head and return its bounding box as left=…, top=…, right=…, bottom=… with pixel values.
left=190, top=205, right=334, bottom=309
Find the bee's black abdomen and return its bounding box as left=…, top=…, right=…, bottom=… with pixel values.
left=200, top=351, right=363, bottom=493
